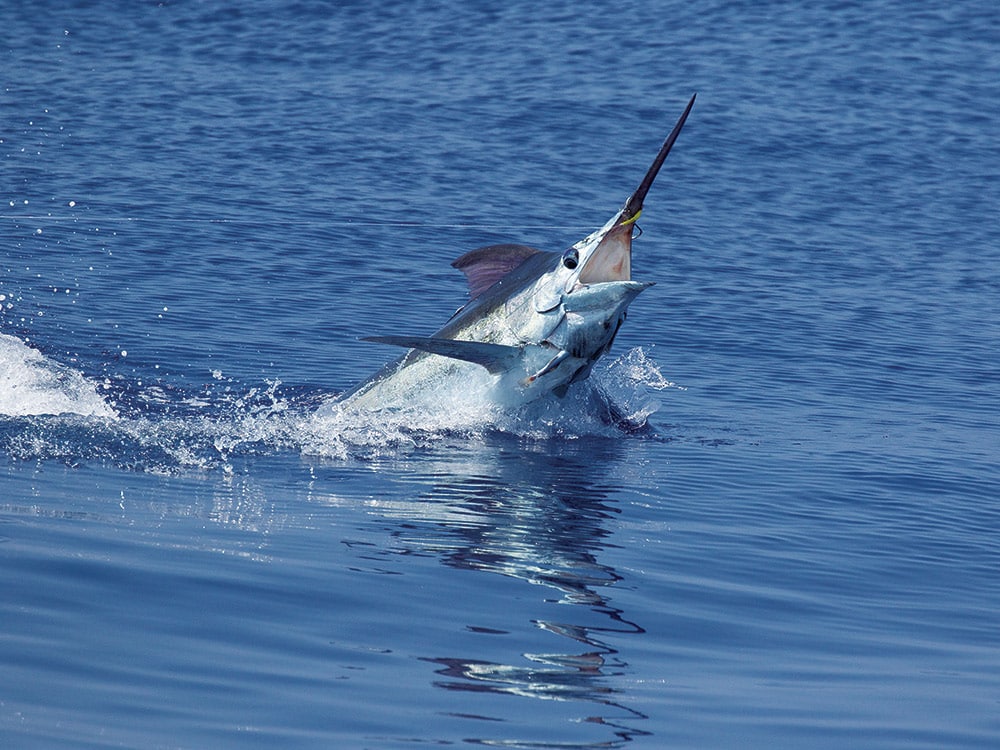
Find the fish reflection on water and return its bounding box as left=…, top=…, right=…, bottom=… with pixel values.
left=315, top=440, right=652, bottom=746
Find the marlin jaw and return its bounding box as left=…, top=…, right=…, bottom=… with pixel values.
left=567, top=91, right=697, bottom=290
left=343, top=95, right=695, bottom=412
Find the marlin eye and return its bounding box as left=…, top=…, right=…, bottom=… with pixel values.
left=562, top=249, right=579, bottom=270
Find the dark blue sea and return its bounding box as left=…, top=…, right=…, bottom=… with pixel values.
left=3, top=1, right=999, bottom=747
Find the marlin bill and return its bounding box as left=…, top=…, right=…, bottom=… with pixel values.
left=339, top=94, right=696, bottom=415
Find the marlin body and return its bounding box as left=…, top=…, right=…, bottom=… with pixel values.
left=339, top=95, right=695, bottom=415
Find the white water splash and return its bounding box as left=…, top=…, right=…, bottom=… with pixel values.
left=0, top=333, right=117, bottom=418
left=594, top=346, right=683, bottom=426
left=303, top=347, right=676, bottom=458
left=1, top=342, right=675, bottom=470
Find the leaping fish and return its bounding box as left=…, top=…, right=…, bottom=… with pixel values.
left=339, top=94, right=696, bottom=415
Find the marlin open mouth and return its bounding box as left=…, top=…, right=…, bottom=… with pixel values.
left=575, top=93, right=696, bottom=288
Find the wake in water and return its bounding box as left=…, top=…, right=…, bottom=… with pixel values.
left=0, top=333, right=679, bottom=472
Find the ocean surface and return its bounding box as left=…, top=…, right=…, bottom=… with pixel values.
left=3, top=1, right=999, bottom=747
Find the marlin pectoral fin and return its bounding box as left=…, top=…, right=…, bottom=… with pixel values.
left=361, top=335, right=523, bottom=375
left=525, top=348, right=571, bottom=384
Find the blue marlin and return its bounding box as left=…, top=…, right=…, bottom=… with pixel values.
left=340, top=95, right=695, bottom=415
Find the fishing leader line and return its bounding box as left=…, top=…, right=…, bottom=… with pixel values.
left=2, top=215, right=595, bottom=231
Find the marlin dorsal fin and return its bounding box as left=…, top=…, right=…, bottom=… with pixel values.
left=361, top=335, right=523, bottom=375
left=451, top=244, right=541, bottom=299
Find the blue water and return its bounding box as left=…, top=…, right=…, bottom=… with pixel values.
left=3, top=1, right=999, bottom=747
